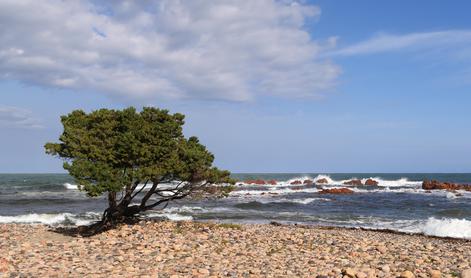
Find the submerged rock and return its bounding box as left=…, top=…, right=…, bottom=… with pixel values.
left=343, top=179, right=363, bottom=186
left=303, top=179, right=313, bottom=185
left=316, top=178, right=329, bottom=184
left=266, top=179, right=277, bottom=185
left=319, top=188, right=354, bottom=194
left=244, top=179, right=266, bottom=185
left=290, top=180, right=302, bottom=185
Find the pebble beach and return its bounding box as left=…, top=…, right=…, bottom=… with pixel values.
left=1, top=221, right=470, bottom=278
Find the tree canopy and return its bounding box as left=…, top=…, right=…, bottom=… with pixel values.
left=45, top=107, right=232, bottom=230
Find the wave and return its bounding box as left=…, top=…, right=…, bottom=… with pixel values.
left=0, top=212, right=99, bottom=226
left=231, top=187, right=319, bottom=196
left=237, top=174, right=422, bottom=188
left=420, top=217, right=471, bottom=239
left=146, top=212, right=193, bottom=221
left=362, top=177, right=422, bottom=187
left=256, top=197, right=330, bottom=205
left=62, top=182, right=183, bottom=191
left=63, top=183, right=79, bottom=190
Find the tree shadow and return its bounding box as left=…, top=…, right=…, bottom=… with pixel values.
left=48, top=217, right=142, bottom=237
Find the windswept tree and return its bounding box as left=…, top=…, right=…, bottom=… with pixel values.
left=45, top=107, right=232, bottom=231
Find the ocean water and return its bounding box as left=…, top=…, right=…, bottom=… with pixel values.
left=1, top=173, right=471, bottom=239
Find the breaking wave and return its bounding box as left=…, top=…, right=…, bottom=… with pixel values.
left=0, top=212, right=100, bottom=226
left=238, top=174, right=422, bottom=188
left=420, top=217, right=471, bottom=239
left=63, top=183, right=78, bottom=190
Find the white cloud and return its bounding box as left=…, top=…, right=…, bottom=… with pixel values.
left=330, top=30, right=471, bottom=56
left=0, top=106, right=43, bottom=129
left=0, top=0, right=340, bottom=102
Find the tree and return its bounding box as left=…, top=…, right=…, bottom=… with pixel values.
left=45, top=107, right=233, bottom=232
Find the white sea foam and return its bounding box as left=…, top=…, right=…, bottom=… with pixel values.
left=238, top=175, right=422, bottom=189
left=446, top=192, right=457, bottom=199
left=0, top=212, right=99, bottom=226
left=364, top=177, right=421, bottom=187
left=63, top=183, right=79, bottom=190
left=62, top=182, right=186, bottom=191
left=146, top=212, right=193, bottom=221
left=255, top=197, right=329, bottom=205
left=420, top=218, right=471, bottom=239
left=231, top=187, right=319, bottom=196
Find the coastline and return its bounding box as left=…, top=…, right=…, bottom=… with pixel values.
left=1, top=221, right=470, bottom=277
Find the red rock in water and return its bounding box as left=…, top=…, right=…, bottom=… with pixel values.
left=343, top=179, right=363, bottom=186
left=365, top=179, right=379, bottom=186
left=266, top=179, right=277, bottom=185
left=290, top=180, right=302, bottom=185
left=303, top=179, right=313, bottom=185
left=316, top=178, right=329, bottom=184
left=319, top=188, right=354, bottom=194
left=422, top=180, right=471, bottom=192
left=244, top=179, right=266, bottom=185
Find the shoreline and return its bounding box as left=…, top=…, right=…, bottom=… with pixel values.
left=1, top=221, right=470, bottom=277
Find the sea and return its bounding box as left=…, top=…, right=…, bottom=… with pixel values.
left=1, top=173, right=471, bottom=239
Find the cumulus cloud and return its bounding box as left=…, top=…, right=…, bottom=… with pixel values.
left=0, top=106, right=43, bottom=129
left=0, top=0, right=340, bottom=102
left=329, top=30, right=471, bottom=56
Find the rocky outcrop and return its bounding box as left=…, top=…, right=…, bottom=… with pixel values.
left=244, top=179, right=266, bottom=185
left=365, top=179, right=379, bottom=186
left=303, top=179, right=313, bottom=185
left=343, top=179, right=363, bottom=186
left=266, top=179, right=277, bottom=185
left=316, top=178, right=329, bottom=184
left=319, top=188, right=354, bottom=194
left=422, top=180, right=471, bottom=192
left=290, top=180, right=302, bottom=185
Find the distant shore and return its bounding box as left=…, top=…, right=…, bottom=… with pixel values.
left=1, top=221, right=470, bottom=277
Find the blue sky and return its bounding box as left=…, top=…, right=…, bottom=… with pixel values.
left=1, top=0, right=470, bottom=173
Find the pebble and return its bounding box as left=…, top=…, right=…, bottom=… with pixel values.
left=0, top=222, right=469, bottom=277
left=400, top=270, right=415, bottom=278
left=430, top=270, right=441, bottom=278
left=462, top=269, right=471, bottom=278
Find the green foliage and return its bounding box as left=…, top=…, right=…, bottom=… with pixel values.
left=45, top=107, right=233, bottom=200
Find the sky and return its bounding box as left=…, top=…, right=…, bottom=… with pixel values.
left=1, top=0, right=471, bottom=173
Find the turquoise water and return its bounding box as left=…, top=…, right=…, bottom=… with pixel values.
left=0, top=173, right=470, bottom=239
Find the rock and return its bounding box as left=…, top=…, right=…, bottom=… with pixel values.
left=356, top=272, right=367, bottom=278
left=319, top=188, right=354, bottom=194
left=461, top=269, right=471, bottom=278
left=429, top=270, right=441, bottom=278
left=343, top=179, right=363, bottom=186
left=290, top=180, right=302, bottom=185
left=422, top=180, right=471, bottom=192
left=376, top=246, right=387, bottom=254
left=379, top=265, right=390, bottom=273
left=400, top=270, right=415, bottom=278
left=364, top=179, right=379, bottom=186
left=245, top=179, right=266, bottom=185
left=266, top=179, right=277, bottom=185
left=198, top=268, right=210, bottom=275
left=0, top=258, right=9, bottom=272
left=184, top=257, right=193, bottom=264
left=342, top=268, right=356, bottom=278
left=303, top=179, right=313, bottom=185
left=316, top=178, right=329, bottom=184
